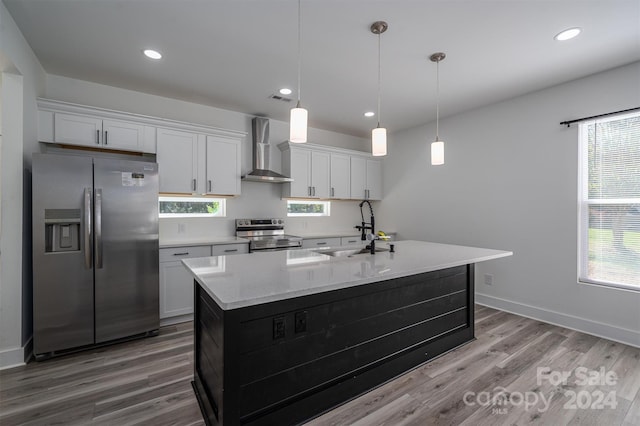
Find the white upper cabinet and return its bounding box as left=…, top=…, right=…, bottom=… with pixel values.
left=157, top=128, right=241, bottom=196
left=281, top=146, right=330, bottom=198
left=280, top=142, right=382, bottom=200
left=102, top=119, right=146, bottom=151
left=157, top=128, right=199, bottom=193
left=287, top=147, right=312, bottom=197
left=205, top=135, right=241, bottom=195
left=350, top=156, right=382, bottom=201
left=51, top=112, right=153, bottom=153
left=54, top=113, right=103, bottom=147
left=37, top=98, right=246, bottom=158
left=330, top=153, right=351, bottom=199
left=311, top=151, right=331, bottom=198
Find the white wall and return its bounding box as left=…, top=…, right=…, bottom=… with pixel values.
left=45, top=74, right=381, bottom=242
left=0, top=1, right=46, bottom=369
left=379, top=61, right=640, bottom=347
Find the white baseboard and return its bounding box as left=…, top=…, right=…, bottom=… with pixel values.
left=476, top=293, right=640, bottom=349
left=0, top=337, right=32, bottom=370
left=160, top=313, right=194, bottom=327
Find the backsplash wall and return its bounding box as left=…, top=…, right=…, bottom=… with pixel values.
left=159, top=181, right=384, bottom=241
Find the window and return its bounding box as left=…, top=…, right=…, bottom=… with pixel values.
left=287, top=200, right=330, bottom=217
left=578, top=111, right=640, bottom=290
left=159, top=196, right=226, bottom=218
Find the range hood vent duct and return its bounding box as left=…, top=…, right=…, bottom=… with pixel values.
left=243, top=117, right=293, bottom=183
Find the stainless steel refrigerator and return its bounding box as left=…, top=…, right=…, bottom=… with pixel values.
left=32, top=153, right=159, bottom=359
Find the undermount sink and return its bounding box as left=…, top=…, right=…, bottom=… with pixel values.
left=315, top=246, right=389, bottom=257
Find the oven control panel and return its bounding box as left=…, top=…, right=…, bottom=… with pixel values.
left=236, top=218, right=284, bottom=229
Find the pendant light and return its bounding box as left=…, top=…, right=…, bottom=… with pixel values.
left=290, top=0, right=307, bottom=143
left=371, top=21, right=388, bottom=156
left=430, top=52, right=446, bottom=165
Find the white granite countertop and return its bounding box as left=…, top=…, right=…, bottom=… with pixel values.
left=182, top=240, right=513, bottom=311
left=159, top=236, right=249, bottom=248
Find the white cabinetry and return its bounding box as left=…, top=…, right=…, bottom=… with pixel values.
left=301, top=237, right=341, bottom=249
left=157, top=129, right=241, bottom=195
left=281, top=146, right=330, bottom=198
left=350, top=156, right=382, bottom=200
left=341, top=236, right=362, bottom=246
left=205, top=135, right=242, bottom=196
left=330, top=153, right=351, bottom=199
left=53, top=112, right=152, bottom=153
left=159, top=245, right=211, bottom=320
left=280, top=142, right=382, bottom=201
left=157, top=128, right=199, bottom=193
left=159, top=242, right=248, bottom=323
left=212, top=243, right=248, bottom=255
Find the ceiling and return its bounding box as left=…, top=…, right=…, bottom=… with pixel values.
left=4, top=0, right=640, bottom=138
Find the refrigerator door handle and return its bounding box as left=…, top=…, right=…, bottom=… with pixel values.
left=84, top=188, right=92, bottom=269
left=95, top=188, right=103, bottom=269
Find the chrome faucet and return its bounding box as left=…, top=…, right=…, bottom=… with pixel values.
left=355, top=200, right=377, bottom=254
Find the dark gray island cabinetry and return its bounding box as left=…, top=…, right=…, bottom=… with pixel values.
left=183, top=240, right=512, bottom=426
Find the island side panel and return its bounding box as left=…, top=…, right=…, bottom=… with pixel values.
left=193, top=264, right=476, bottom=426
left=193, top=282, right=226, bottom=425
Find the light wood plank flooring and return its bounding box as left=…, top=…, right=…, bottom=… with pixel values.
left=1, top=306, right=638, bottom=425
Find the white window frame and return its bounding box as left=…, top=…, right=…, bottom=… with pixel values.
left=159, top=196, right=226, bottom=218
left=578, top=111, right=640, bottom=292
left=287, top=200, right=331, bottom=217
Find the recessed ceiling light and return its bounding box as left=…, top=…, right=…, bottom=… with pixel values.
left=279, top=88, right=293, bottom=95
left=554, top=28, right=581, bottom=41
left=364, top=112, right=375, bottom=117
left=143, top=49, right=162, bottom=60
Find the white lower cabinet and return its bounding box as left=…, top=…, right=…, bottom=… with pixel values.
left=212, top=243, right=249, bottom=256
left=159, top=243, right=249, bottom=322
left=341, top=236, right=362, bottom=246
left=159, top=245, right=211, bottom=320
left=301, top=237, right=341, bottom=249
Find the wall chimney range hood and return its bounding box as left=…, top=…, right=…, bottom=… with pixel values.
left=243, top=117, right=293, bottom=183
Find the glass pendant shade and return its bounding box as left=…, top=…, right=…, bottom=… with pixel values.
left=372, top=127, right=387, bottom=156
left=431, top=140, right=444, bottom=165
left=290, top=107, right=308, bottom=143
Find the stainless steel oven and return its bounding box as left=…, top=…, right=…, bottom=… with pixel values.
left=236, top=218, right=303, bottom=252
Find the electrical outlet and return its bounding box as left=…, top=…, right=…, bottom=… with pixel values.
left=178, top=223, right=186, bottom=234
left=294, top=311, right=307, bottom=333
left=273, top=317, right=286, bottom=340
left=484, top=274, right=494, bottom=286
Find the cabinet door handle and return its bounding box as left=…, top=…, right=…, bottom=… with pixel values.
left=192, top=179, right=197, bottom=191
left=331, top=187, right=335, bottom=197
left=316, top=242, right=327, bottom=245
left=173, top=252, right=190, bottom=256
left=308, top=186, right=311, bottom=196
left=208, top=180, right=212, bottom=192
left=312, top=186, right=316, bottom=196
left=96, top=130, right=100, bottom=145
left=104, top=130, right=108, bottom=145
left=224, top=249, right=238, bottom=253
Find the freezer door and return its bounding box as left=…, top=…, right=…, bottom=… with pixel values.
left=32, top=153, right=95, bottom=355
left=93, top=158, right=159, bottom=342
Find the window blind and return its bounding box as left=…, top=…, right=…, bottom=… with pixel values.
left=579, top=111, right=640, bottom=290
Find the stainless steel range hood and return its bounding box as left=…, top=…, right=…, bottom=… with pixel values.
left=242, top=117, right=293, bottom=183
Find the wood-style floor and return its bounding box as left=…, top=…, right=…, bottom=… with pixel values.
left=1, top=306, right=638, bottom=426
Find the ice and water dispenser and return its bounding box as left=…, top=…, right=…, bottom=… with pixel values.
left=44, top=209, right=81, bottom=253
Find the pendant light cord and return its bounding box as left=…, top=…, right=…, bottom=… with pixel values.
left=296, top=0, right=302, bottom=107
left=377, top=31, right=382, bottom=128
left=435, top=59, right=440, bottom=141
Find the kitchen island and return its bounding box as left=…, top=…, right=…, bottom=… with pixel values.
left=183, top=240, right=512, bottom=426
